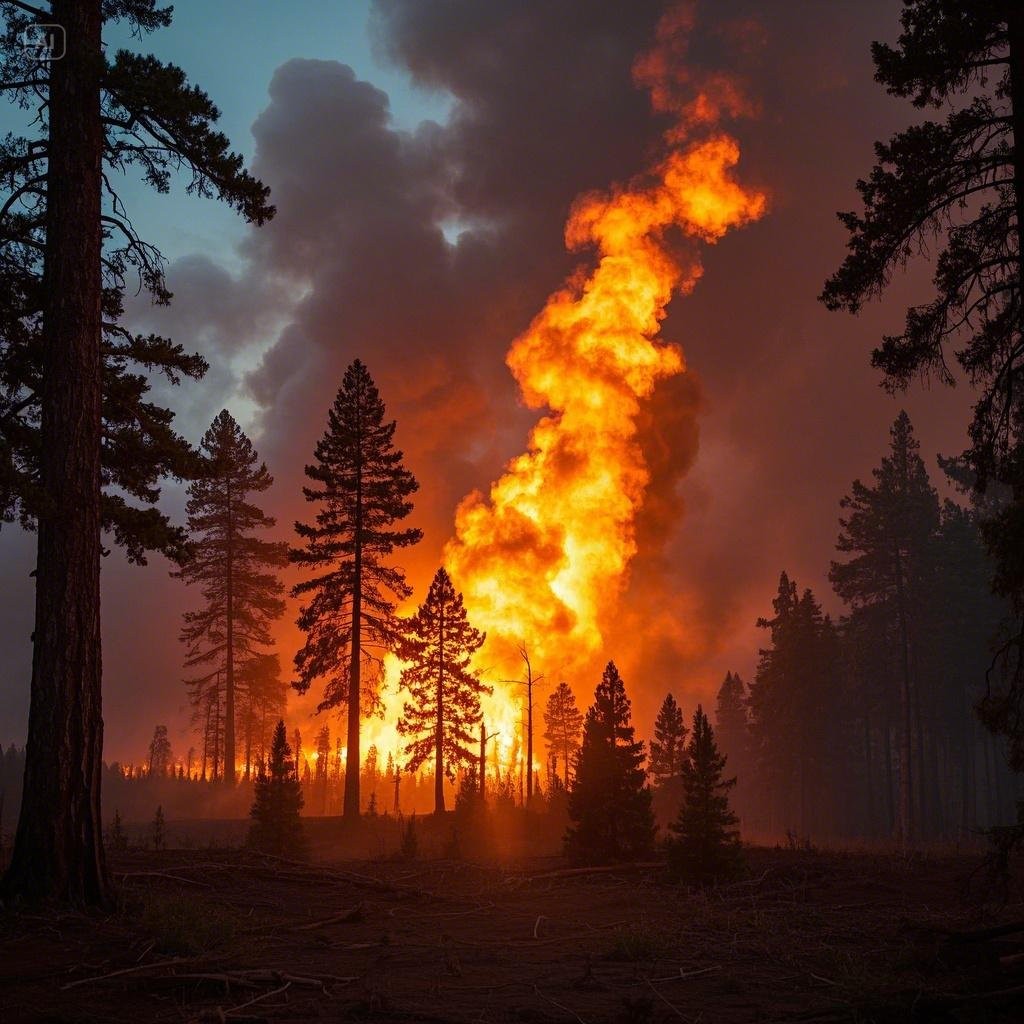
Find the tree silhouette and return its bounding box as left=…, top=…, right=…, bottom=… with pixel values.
left=820, top=2, right=1024, bottom=767
left=292, top=360, right=422, bottom=818
left=829, top=412, right=939, bottom=842
left=667, top=705, right=742, bottom=884
left=398, top=568, right=488, bottom=814
left=543, top=682, right=584, bottom=789
left=175, top=410, right=287, bottom=784
left=248, top=721, right=305, bottom=858
left=0, top=0, right=273, bottom=906
left=147, top=726, right=172, bottom=777
left=714, top=672, right=749, bottom=816
left=565, top=662, right=655, bottom=864
left=649, top=693, right=688, bottom=784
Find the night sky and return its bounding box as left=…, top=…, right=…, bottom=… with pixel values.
left=0, top=0, right=969, bottom=761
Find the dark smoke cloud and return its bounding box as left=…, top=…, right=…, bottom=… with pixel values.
left=0, top=0, right=972, bottom=757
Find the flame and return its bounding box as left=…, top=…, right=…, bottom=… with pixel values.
left=443, top=8, right=766, bottom=697
left=286, top=5, right=767, bottom=797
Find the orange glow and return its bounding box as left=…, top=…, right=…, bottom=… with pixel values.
left=440, top=10, right=766, bottom=725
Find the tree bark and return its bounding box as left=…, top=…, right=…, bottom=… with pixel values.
left=345, top=436, right=362, bottom=819
left=2, top=0, right=108, bottom=906
left=434, top=602, right=446, bottom=815
left=224, top=476, right=236, bottom=783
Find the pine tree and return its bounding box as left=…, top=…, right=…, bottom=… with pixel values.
left=714, top=672, right=749, bottom=815
left=107, top=810, right=128, bottom=853
left=292, top=360, right=422, bottom=818
left=543, top=682, right=584, bottom=788
left=237, top=652, right=288, bottom=779
left=175, top=410, right=287, bottom=784
left=820, top=2, right=1024, bottom=768
left=829, top=412, right=939, bottom=842
left=248, top=721, right=305, bottom=858
left=667, top=706, right=742, bottom=884
left=0, top=0, right=273, bottom=908
left=150, top=806, right=166, bottom=852
left=649, top=693, right=688, bottom=784
left=397, top=568, right=488, bottom=814
left=565, top=662, right=655, bottom=864
left=147, top=725, right=172, bottom=777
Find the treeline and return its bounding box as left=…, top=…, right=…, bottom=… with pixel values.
left=712, top=413, right=1022, bottom=844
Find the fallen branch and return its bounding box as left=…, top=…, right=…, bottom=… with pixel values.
left=514, top=862, right=664, bottom=883
left=533, top=985, right=590, bottom=1024
left=290, top=904, right=363, bottom=931
left=61, top=957, right=192, bottom=990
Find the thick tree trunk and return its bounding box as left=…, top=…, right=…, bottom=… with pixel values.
left=2, top=0, right=108, bottom=907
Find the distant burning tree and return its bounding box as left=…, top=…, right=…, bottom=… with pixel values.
left=397, top=568, right=489, bottom=815
left=565, top=663, right=654, bottom=864
left=147, top=725, right=173, bottom=778
left=543, top=682, right=584, bottom=789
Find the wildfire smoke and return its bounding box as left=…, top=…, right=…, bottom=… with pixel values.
left=444, top=4, right=767, bottom=703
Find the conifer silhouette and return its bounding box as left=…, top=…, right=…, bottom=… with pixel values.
left=649, top=693, right=688, bottom=784
left=248, top=721, right=306, bottom=858
left=292, top=360, right=422, bottom=818
left=397, top=568, right=489, bottom=814
left=565, top=662, right=655, bottom=864
left=543, top=681, right=584, bottom=789
left=175, top=410, right=288, bottom=784
left=667, top=705, right=742, bottom=884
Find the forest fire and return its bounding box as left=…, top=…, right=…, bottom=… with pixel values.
left=443, top=14, right=766, bottom=744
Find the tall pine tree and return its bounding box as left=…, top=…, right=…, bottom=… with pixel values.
left=292, top=360, right=421, bottom=818
left=397, top=567, right=488, bottom=814
left=829, top=412, right=939, bottom=843
left=175, top=410, right=287, bottom=783
left=565, top=662, right=655, bottom=864
left=667, top=706, right=742, bottom=884
left=0, top=0, right=273, bottom=906
left=649, top=692, right=688, bottom=783
left=820, top=1, right=1024, bottom=769
left=543, top=681, right=584, bottom=788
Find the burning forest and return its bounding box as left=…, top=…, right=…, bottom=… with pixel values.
left=2, top=1, right=1024, bottom=1022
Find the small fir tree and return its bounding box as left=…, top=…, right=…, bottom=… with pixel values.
left=248, top=720, right=306, bottom=857
left=649, top=693, right=688, bottom=783
left=397, top=568, right=489, bottom=814
left=108, top=810, right=128, bottom=853
left=667, top=706, right=743, bottom=884
left=565, top=662, right=655, bottom=864
left=150, top=806, right=166, bottom=852
left=543, top=681, right=584, bottom=789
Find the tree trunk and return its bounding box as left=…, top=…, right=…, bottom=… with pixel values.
left=345, top=451, right=362, bottom=819
left=434, top=602, right=446, bottom=815
left=224, top=478, right=236, bottom=783
left=893, top=547, right=914, bottom=845
left=2, top=0, right=108, bottom=907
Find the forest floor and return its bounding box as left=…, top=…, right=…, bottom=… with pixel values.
left=2, top=842, right=1024, bottom=1024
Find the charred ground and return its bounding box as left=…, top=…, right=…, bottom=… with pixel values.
left=2, top=830, right=1023, bottom=1024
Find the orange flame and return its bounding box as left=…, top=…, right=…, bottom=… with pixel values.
left=444, top=6, right=767, bottom=699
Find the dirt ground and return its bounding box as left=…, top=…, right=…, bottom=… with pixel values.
left=2, top=838, right=1024, bottom=1024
